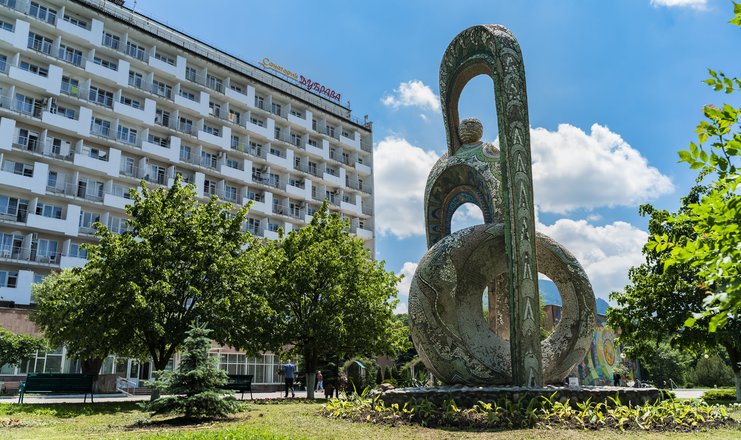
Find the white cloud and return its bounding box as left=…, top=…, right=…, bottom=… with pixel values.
left=395, top=262, right=418, bottom=314
left=531, top=123, right=674, bottom=214
left=650, top=0, right=707, bottom=9
left=537, top=218, right=647, bottom=301
left=382, top=80, right=441, bottom=112
left=374, top=136, right=439, bottom=238
left=450, top=203, right=484, bottom=233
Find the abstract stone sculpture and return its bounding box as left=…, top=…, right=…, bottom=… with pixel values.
left=409, top=24, right=596, bottom=387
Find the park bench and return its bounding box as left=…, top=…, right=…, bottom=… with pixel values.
left=221, top=374, right=253, bottom=399
left=18, top=373, right=95, bottom=403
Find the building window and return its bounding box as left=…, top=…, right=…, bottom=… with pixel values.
left=202, top=124, right=220, bottom=136
left=200, top=151, right=216, bottom=168
left=61, top=76, right=80, bottom=96
left=128, top=70, right=143, bottom=88
left=120, top=95, right=142, bottom=109
left=179, top=145, right=191, bottom=162
left=155, top=109, right=170, bottom=127
left=92, top=56, right=117, bottom=71
left=122, top=157, right=136, bottom=176
left=206, top=74, right=223, bottom=93
left=36, top=202, right=62, bottom=219
left=29, top=2, right=57, bottom=25
left=250, top=117, right=264, bottom=127
left=89, top=86, right=114, bottom=107
left=63, top=14, right=88, bottom=29
left=58, top=44, right=83, bottom=66
left=0, top=271, right=18, bottom=288
left=125, top=41, right=147, bottom=61
left=254, top=95, right=264, bottom=110
left=179, top=89, right=197, bottom=101
left=102, top=32, right=120, bottom=50
left=178, top=117, right=193, bottom=134
left=19, top=60, right=48, bottom=77
left=36, top=238, right=58, bottom=262
left=27, top=32, right=53, bottom=55
left=68, top=243, right=87, bottom=259
left=224, top=185, right=237, bottom=202
left=53, top=105, right=76, bottom=119
left=46, top=170, right=57, bottom=188
left=147, top=133, right=168, bottom=147
left=153, top=51, right=175, bottom=66
left=203, top=179, right=216, bottom=196
left=1, top=159, right=33, bottom=177
left=218, top=353, right=245, bottom=375
left=117, top=125, right=138, bottom=145
left=108, top=216, right=127, bottom=234
left=17, top=128, right=40, bottom=151
left=0, top=19, right=14, bottom=32
left=91, top=117, right=111, bottom=137
left=185, top=66, right=197, bottom=82
left=152, top=79, right=172, bottom=99
left=14, top=93, right=38, bottom=116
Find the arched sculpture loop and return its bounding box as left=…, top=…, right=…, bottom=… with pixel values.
left=409, top=24, right=596, bottom=386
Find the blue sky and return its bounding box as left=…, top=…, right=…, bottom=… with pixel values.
left=130, top=0, right=739, bottom=310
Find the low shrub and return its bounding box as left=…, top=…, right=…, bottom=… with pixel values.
left=322, top=391, right=738, bottom=432
left=702, top=388, right=737, bottom=403
left=659, top=389, right=677, bottom=400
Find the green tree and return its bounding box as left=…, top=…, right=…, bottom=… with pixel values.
left=638, top=342, right=693, bottom=388
left=32, top=178, right=272, bottom=397
left=147, top=324, right=238, bottom=419
left=646, top=6, right=741, bottom=400
left=259, top=202, right=404, bottom=399
left=32, top=268, right=115, bottom=375
left=0, top=326, right=45, bottom=368
left=608, top=189, right=741, bottom=401
left=687, top=353, right=735, bottom=388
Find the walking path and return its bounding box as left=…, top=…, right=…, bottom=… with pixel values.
left=0, top=390, right=321, bottom=404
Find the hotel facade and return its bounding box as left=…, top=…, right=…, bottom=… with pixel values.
left=0, top=0, right=374, bottom=389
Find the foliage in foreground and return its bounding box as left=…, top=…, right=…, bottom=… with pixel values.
left=0, top=325, right=45, bottom=367
left=146, top=325, right=239, bottom=419
left=323, top=391, right=738, bottom=432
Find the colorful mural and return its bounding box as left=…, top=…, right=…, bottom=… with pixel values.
left=544, top=305, right=636, bottom=386
left=576, top=314, right=636, bottom=386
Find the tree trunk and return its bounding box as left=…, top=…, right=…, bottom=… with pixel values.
left=722, top=343, right=740, bottom=403
left=149, top=356, right=169, bottom=402
left=306, top=373, right=315, bottom=399
left=81, top=358, right=103, bottom=376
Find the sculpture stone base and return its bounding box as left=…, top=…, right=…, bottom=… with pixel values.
left=376, top=385, right=662, bottom=409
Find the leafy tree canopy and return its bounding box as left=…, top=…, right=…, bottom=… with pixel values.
left=0, top=326, right=45, bottom=367
left=32, top=178, right=273, bottom=379
left=254, top=202, right=405, bottom=398
left=650, top=5, right=741, bottom=331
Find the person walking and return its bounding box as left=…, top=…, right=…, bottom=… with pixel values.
left=282, top=360, right=296, bottom=398
left=315, top=370, right=324, bottom=391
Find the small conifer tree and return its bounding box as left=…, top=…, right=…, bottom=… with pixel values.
left=146, top=324, right=238, bottom=419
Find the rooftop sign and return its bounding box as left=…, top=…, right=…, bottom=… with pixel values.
left=259, top=57, right=342, bottom=103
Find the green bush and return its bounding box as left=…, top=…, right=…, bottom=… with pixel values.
left=687, top=355, right=735, bottom=388
left=323, top=391, right=738, bottom=431
left=702, top=389, right=736, bottom=403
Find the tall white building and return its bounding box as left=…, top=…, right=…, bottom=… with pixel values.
left=0, top=0, right=375, bottom=306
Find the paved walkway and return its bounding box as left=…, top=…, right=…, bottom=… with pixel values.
left=672, top=388, right=709, bottom=399
left=0, top=390, right=329, bottom=404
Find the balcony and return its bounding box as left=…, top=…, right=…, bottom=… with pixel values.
left=354, top=158, right=372, bottom=175
left=174, top=90, right=209, bottom=115
left=0, top=117, right=16, bottom=151
left=85, top=58, right=130, bottom=87
left=352, top=226, right=374, bottom=241
left=0, top=270, right=34, bottom=304
left=142, top=135, right=180, bottom=162
left=198, top=125, right=231, bottom=150
left=26, top=204, right=81, bottom=236
left=0, top=161, right=48, bottom=194
left=56, top=16, right=103, bottom=46
left=148, top=53, right=186, bottom=78
left=288, top=109, right=313, bottom=131
left=0, top=18, right=29, bottom=49
left=42, top=106, right=93, bottom=136
left=113, top=97, right=156, bottom=125
left=225, top=84, right=255, bottom=107
left=219, top=159, right=250, bottom=183
left=339, top=131, right=361, bottom=149
left=306, top=139, right=329, bottom=159
left=9, top=63, right=63, bottom=95
left=73, top=146, right=121, bottom=177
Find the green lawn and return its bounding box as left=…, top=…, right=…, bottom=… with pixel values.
left=0, top=401, right=739, bottom=439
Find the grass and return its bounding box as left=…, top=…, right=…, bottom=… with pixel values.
left=0, top=400, right=739, bottom=439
